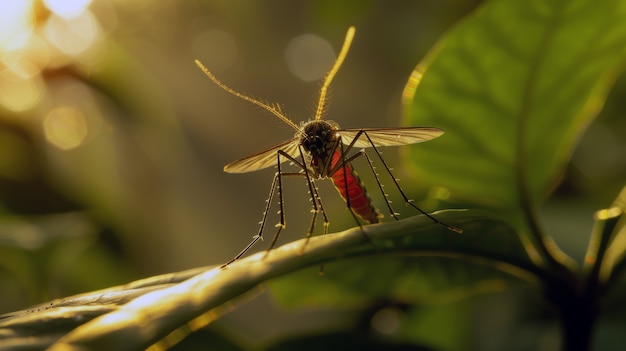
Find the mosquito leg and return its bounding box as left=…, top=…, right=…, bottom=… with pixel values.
left=221, top=235, right=263, bottom=268
left=300, top=180, right=320, bottom=253
left=298, top=147, right=318, bottom=251
left=264, top=148, right=317, bottom=256
left=298, top=180, right=330, bottom=239
left=336, top=142, right=378, bottom=248
left=301, top=163, right=329, bottom=274
left=223, top=150, right=309, bottom=267
left=313, top=184, right=329, bottom=275
left=362, top=132, right=463, bottom=234
left=355, top=149, right=399, bottom=220
left=331, top=130, right=397, bottom=220
left=297, top=168, right=334, bottom=275
left=296, top=146, right=330, bottom=255
left=317, top=185, right=330, bottom=235
left=221, top=172, right=280, bottom=268
left=264, top=156, right=288, bottom=256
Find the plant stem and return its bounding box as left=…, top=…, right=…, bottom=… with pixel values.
left=554, top=292, right=598, bottom=351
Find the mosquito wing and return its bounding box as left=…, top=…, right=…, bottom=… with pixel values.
left=339, top=127, right=444, bottom=148
left=224, top=139, right=301, bottom=174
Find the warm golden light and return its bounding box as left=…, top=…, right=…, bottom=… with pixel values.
left=0, top=1, right=34, bottom=52
left=594, top=206, right=622, bottom=220
left=45, top=10, right=100, bottom=56
left=0, top=69, right=44, bottom=112
left=43, top=106, right=89, bottom=150
left=0, top=0, right=107, bottom=114
left=401, top=67, right=424, bottom=107
left=44, top=0, right=92, bottom=19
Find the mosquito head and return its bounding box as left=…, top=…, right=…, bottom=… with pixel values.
left=299, top=120, right=339, bottom=176
left=300, top=120, right=337, bottom=152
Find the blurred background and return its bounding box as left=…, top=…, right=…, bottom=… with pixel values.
left=0, top=0, right=625, bottom=348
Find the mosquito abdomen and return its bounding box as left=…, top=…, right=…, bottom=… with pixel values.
left=330, top=151, right=381, bottom=224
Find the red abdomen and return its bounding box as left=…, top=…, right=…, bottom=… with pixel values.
left=329, top=151, right=381, bottom=224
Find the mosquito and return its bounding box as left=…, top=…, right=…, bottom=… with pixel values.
left=195, top=26, right=462, bottom=267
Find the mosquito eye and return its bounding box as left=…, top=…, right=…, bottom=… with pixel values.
left=312, top=137, right=323, bottom=149
left=303, top=137, right=324, bottom=153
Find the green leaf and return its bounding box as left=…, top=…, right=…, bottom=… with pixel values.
left=270, top=210, right=540, bottom=310
left=0, top=266, right=208, bottom=350
left=266, top=330, right=436, bottom=351
left=403, top=0, right=626, bottom=210
left=1, top=210, right=523, bottom=351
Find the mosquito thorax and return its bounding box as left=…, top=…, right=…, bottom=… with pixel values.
left=299, top=120, right=339, bottom=176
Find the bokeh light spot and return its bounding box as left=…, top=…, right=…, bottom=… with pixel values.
left=0, top=69, right=44, bottom=112
left=285, top=33, right=335, bottom=82
left=429, top=186, right=451, bottom=200
left=371, top=307, right=402, bottom=335
left=44, top=0, right=92, bottom=19
left=0, top=1, right=34, bottom=52
left=45, top=11, right=100, bottom=56
left=43, top=106, right=89, bottom=150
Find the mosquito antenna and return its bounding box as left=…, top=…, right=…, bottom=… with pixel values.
left=314, top=26, right=355, bottom=121
left=195, top=59, right=301, bottom=132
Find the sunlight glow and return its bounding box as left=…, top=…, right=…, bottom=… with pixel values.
left=0, top=0, right=106, bottom=114
left=0, top=1, right=34, bottom=52
left=0, top=69, right=44, bottom=112
left=44, top=0, right=92, bottom=19
left=44, top=106, right=89, bottom=150
left=2, top=36, right=50, bottom=79
left=401, top=67, right=424, bottom=107
left=45, top=10, right=100, bottom=56
left=594, top=206, right=622, bottom=220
